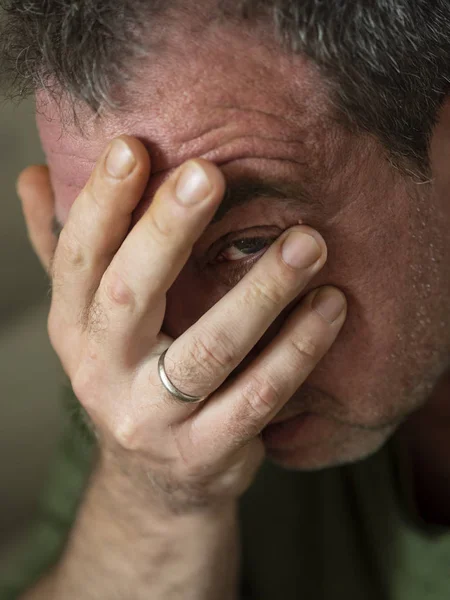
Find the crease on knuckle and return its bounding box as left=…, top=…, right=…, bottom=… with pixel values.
left=58, top=226, right=89, bottom=271
left=183, top=331, right=236, bottom=381
left=289, top=334, right=319, bottom=365
left=145, top=207, right=175, bottom=241
left=245, top=275, right=284, bottom=309
left=240, top=374, right=280, bottom=423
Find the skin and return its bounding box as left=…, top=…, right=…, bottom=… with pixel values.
left=27, top=16, right=450, bottom=483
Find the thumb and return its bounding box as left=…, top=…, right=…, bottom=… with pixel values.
left=17, top=165, right=58, bottom=276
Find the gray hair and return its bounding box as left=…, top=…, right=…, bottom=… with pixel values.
left=1, top=0, right=449, bottom=178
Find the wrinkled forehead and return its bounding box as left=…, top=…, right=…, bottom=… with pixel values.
left=36, top=18, right=347, bottom=212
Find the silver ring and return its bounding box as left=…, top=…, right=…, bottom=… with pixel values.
left=158, top=349, right=207, bottom=404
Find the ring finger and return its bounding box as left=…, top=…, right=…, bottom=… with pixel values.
left=177, top=285, right=347, bottom=463
left=156, top=223, right=327, bottom=411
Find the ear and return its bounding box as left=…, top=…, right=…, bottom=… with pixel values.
left=17, top=165, right=58, bottom=276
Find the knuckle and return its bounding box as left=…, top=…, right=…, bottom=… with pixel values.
left=101, top=269, right=136, bottom=310
left=112, top=414, right=141, bottom=451
left=71, top=364, right=97, bottom=408
left=183, top=330, right=236, bottom=381
left=145, top=205, right=175, bottom=241
left=240, top=374, right=281, bottom=423
left=289, top=334, right=319, bottom=364
left=71, top=360, right=109, bottom=424
left=181, top=458, right=212, bottom=483
left=47, top=309, right=79, bottom=374
left=58, top=226, right=89, bottom=271
left=245, top=275, right=285, bottom=309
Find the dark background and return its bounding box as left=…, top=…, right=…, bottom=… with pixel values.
left=0, top=96, right=65, bottom=560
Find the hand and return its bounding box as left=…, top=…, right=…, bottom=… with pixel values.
left=18, top=136, right=347, bottom=515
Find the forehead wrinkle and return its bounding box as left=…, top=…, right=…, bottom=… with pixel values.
left=137, top=128, right=309, bottom=177
left=39, top=38, right=345, bottom=208
left=176, top=113, right=309, bottom=153
left=141, top=100, right=311, bottom=169
left=45, top=121, right=309, bottom=183
left=39, top=48, right=336, bottom=181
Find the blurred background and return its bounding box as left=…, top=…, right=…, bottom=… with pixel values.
left=0, top=97, right=64, bottom=559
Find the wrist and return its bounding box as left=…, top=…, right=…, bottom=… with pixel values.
left=48, top=449, right=240, bottom=600
left=95, top=447, right=239, bottom=525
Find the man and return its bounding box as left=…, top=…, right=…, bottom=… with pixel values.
left=0, top=0, right=449, bottom=598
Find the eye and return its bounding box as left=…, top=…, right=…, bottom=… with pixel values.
left=202, top=226, right=282, bottom=286
left=214, top=236, right=276, bottom=263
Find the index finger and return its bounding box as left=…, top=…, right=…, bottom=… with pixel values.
left=49, top=136, right=150, bottom=332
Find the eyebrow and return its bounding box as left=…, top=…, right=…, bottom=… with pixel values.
left=51, top=176, right=317, bottom=238
left=211, top=176, right=316, bottom=224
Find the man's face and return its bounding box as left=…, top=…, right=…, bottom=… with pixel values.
left=36, top=18, right=450, bottom=470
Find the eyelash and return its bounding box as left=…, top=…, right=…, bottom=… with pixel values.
left=215, top=236, right=275, bottom=263
left=209, top=228, right=279, bottom=267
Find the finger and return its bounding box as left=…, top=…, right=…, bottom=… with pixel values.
left=164, top=224, right=327, bottom=401
left=48, top=136, right=150, bottom=352
left=184, top=286, right=347, bottom=462
left=90, top=159, right=226, bottom=358
left=17, top=165, right=57, bottom=276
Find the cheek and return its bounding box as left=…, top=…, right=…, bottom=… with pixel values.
left=163, top=260, right=229, bottom=337
left=163, top=262, right=301, bottom=387
left=163, top=204, right=406, bottom=384
left=303, top=206, right=434, bottom=424
left=321, top=224, right=404, bottom=352
left=162, top=257, right=301, bottom=346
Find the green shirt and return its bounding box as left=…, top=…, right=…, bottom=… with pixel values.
left=1, top=383, right=449, bottom=599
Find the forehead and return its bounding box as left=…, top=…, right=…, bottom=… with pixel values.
left=36, top=18, right=350, bottom=215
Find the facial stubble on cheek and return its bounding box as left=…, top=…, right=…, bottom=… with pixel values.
left=386, top=183, right=450, bottom=414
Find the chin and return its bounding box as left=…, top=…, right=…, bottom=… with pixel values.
left=261, top=413, right=396, bottom=471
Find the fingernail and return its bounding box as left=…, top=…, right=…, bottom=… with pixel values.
left=105, top=139, right=136, bottom=179
left=281, top=232, right=322, bottom=269
left=175, top=161, right=212, bottom=205
left=312, top=287, right=346, bottom=324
